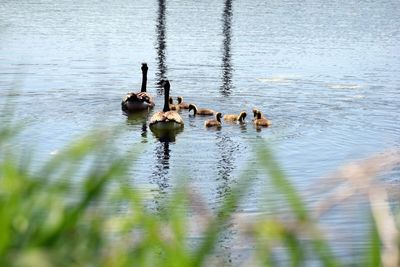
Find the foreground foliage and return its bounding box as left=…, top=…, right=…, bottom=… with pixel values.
left=0, top=117, right=399, bottom=267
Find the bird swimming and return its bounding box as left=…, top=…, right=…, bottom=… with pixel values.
left=205, top=112, right=222, bottom=128
left=177, top=96, right=189, bottom=109
left=149, top=80, right=184, bottom=130
left=223, top=111, right=247, bottom=122
left=253, top=110, right=271, bottom=127
left=188, top=104, right=214, bottom=116
left=121, top=63, right=155, bottom=112
left=169, top=96, right=180, bottom=111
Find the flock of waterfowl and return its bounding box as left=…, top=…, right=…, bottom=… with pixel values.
left=121, top=63, right=271, bottom=133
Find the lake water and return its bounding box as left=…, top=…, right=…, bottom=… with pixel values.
left=1, top=0, right=400, bottom=264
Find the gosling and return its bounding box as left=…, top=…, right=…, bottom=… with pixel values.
left=169, top=96, right=180, bottom=111
left=205, top=112, right=222, bottom=128
left=177, top=96, right=190, bottom=109
left=252, top=108, right=268, bottom=121
left=188, top=104, right=214, bottom=116
left=253, top=111, right=271, bottom=127
left=223, top=111, right=247, bottom=122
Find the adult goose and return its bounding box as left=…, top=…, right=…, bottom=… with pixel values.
left=149, top=80, right=184, bottom=130
left=205, top=112, right=222, bottom=128
left=121, top=63, right=155, bottom=112
left=223, top=111, right=247, bottom=122
left=188, top=104, right=214, bottom=116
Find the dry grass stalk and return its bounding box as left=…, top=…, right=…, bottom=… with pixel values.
left=314, top=150, right=400, bottom=267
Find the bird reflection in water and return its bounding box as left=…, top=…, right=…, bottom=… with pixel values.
left=215, top=130, right=240, bottom=264
left=150, top=140, right=171, bottom=213
left=155, top=0, right=168, bottom=94
left=215, top=131, right=238, bottom=201
left=150, top=126, right=184, bottom=143
left=148, top=79, right=184, bottom=212
left=124, top=109, right=150, bottom=142
left=220, top=0, right=234, bottom=96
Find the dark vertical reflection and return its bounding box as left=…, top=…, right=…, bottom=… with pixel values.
left=215, top=131, right=240, bottom=264
left=155, top=0, right=168, bottom=94
left=141, top=122, right=147, bottom=139
left=216, top=3, right=238, bottom=260
left=216, top=133, right=237, bottom=198
left=151, top=141, right=171, bottom=213
left=125, top=110, right=150, bottom=142
left=220, top=0, right=234, bottom=96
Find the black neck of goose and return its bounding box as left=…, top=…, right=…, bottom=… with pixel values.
left=163, top=82, right=170, bottom=112
left=141, top=64, right=148, bottom=92
left=189, top=104, right=197, bottom=115
left=239, top=113, right=246, bottom=121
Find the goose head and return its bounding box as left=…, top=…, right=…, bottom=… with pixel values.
left=256, top=111, right=262, bottom=119
left=252, top=108, right=259, bottom=118
left=188, top=104, right=198, bottom=115
left=216, top=112, right=222, bottom=122
left=141, top=63, right=148, bottom=72
left=238, top=111, right=247, bottom=122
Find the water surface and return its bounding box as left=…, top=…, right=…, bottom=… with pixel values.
left=1, top=0, right=400, bottom=263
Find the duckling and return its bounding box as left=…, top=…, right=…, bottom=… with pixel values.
left=205, top=112, right=222, bottom=128
left=252, top=108, right=269, bottom=121
left=252, top=108, right=259, bottom=120
left=122, top=63, right=155, bottom=111
left=223, top=111, right=247, bottom=122
left=254, top=111, right=271, bottom=127
left=177, top=96, right=190, bottom=109
left=188, top=104, right=214, bottom=116
left=169, top=96, right=180, bottom=111
left=149, top=80, right=184, bottom=129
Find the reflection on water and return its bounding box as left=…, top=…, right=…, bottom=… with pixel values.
left=220, top=0, right=234, bottom=96
left=239, top=122, right=247, bottom=133
left=150, top=125, right=184, bottom=142
left=124, top=110, right=150, bottom=141
left=151, top=141, right=171, bottom=213
left=216, top=132, right=237, bottom=198
left=1, top=0, right=400, bottom=262
left=155, top=0, right=167, bottom=94
left=215, top=130, right=241, bottom=263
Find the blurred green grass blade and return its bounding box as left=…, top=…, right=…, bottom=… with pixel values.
left=191, top=166, right=256, bottom=267
left=310, top=238, right=340, bottom=267
left=364, top=214, right=381, bottom=267
left=256, top=146, right=308, bottom=221
left=257, top=145, right=340, bottom=267
left=0, top=124, right=21, bottom=144
left=35, top=150, right=134, bottom=247
left=167, top=184, right=189, bottom=245
left=284, top=232, right=305, bottom=267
